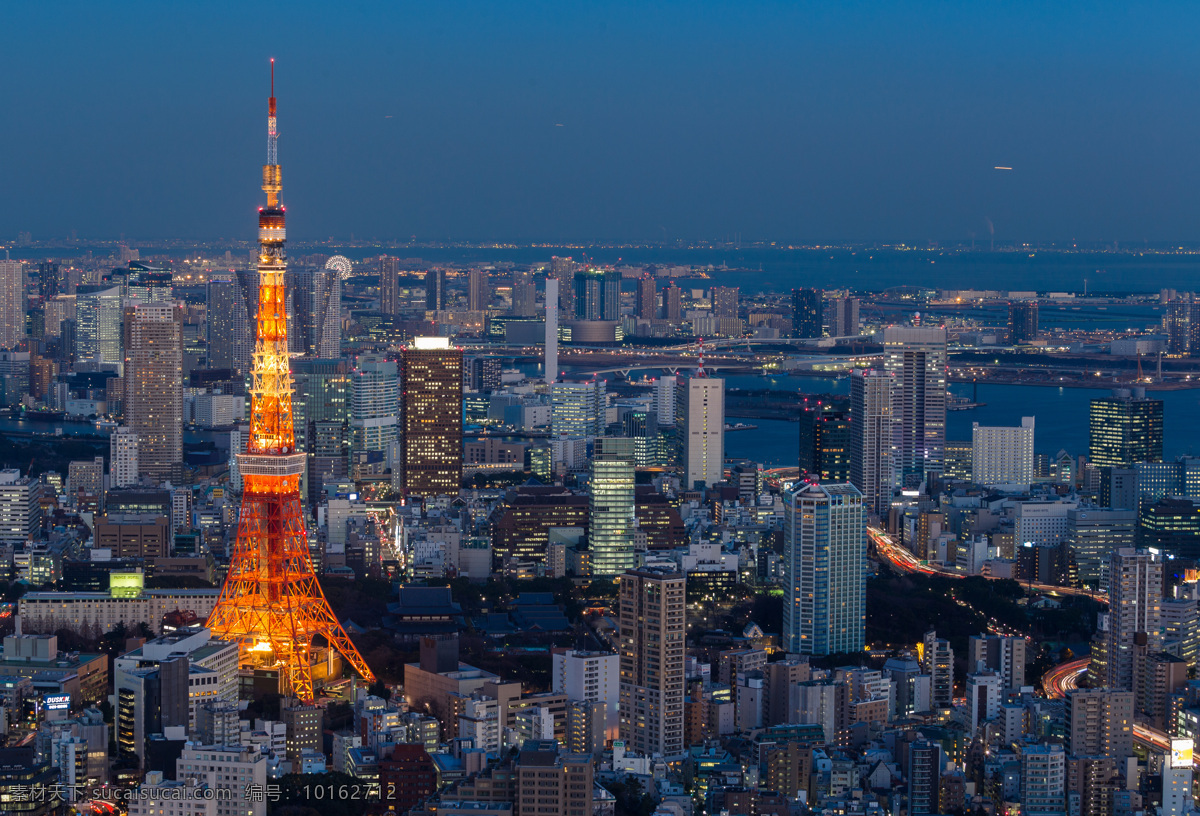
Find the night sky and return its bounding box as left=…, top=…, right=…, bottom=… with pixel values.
left=3, top=1, right=1199, bottom=244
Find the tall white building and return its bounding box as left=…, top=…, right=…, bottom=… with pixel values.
left=553, top=650, right=619, bottom=738
left=677, top=376, right=724, bottom=489
left=545, top=278, right=559, bottom=384
left=350, top=355, right=399, bottom=457
left=972, top=417, right=1035, bottom=486
left=653, top=375, right=676, bottom=428
left=76, top=285, right=124, bottom=368
left=849, top=369, right=894, bottom=515
left=0, top=258, right=23, bottom=350
left=110, top=427, right=139, bottom=488
left=1014, top=499, right=1077, bottom=547
left=883, top=326, right=946, bottom=489
left=782, top=482, right=865, bottom=655
left=1019, top=744, right=1066, bottom=816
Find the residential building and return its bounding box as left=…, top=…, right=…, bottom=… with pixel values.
left=1099, top=548, right=1162, bottom=691
left=618, top=567, right=685, bottom=759
left=850, top=369, right=894, bottom=515
left=967, top=633, right=1026, bottom=692
left=883, top=326, right=947, bottom=488
left=1008, top=300, right=1039, bottom=344
left=782, top=482, right=865, bottom=655
left=791, top=288, right=822, bottom=338
left=176, top=744, right=268, bottom=816
left=677, top=376, right=724, bottom=489
left=124, top=303, right=183, bottom=483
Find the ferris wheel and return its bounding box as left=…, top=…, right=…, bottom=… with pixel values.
left=324, top=254, right=353, bottom=280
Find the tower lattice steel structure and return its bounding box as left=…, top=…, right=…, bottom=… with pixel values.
left=207, top=61, right=374, bottom=700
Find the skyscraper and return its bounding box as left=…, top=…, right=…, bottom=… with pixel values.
left=291, top=358, right=350, bottom=457
left=123, top=303, right=183, bottom=483
left=206, top=272, right=257, bottom=376
left=350, top=355, right=399, bottom=458
left=573, top=268, right=620, bottom=320
left=635, top=275, right=657, bottom=320
left=663, top=284, right=683, bottom=322
left=76, top=285, right=124, bottom=368
left=782, top=482, right=865, bottom=655
left=971, top=417, right=1035, bottom=486
left=850, top=369, right=895, bottom=515
left=0, top=258, right=24, bottom=351
left=550, top=381, right=606, bottom=438
left=677, top=376, right=724, bottom=489
left=467, top=268, right=489, bottom=312
left=425, top=269, right=447, bottom=312
left=1008, top=300, right=1039, bottom=344
left=379, top=256, right=399, bottom=316
left=590, top=443, right=636, bottom=578
left=798, top=407, right=851, bottom=483
left=922, top=630, right=954, bottom=709
left=711, top=286, right=739, bottom=321
left=791, top=288, right=823, bottom=338
left=550, top=256, right=575, bottom=318
left=618, top=566, right=685, bottom=759
left=292, top=264, right=341, bottom=358
left=1099, top=548, right=1162, bottom=691
left=1088, top=388, right=1163, bottom=468
left=510, top=270, right=536, bottom=317
left=399, top=338, right=463, bottom=498
left=1165, top=299, right=1195, bottom=355
left=545, top=278, right=559, bottom=385
left=830, top=297, right=860, bottom=337
left=883, top=326, right=947, bottom=488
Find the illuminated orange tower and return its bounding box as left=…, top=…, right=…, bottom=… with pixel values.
left=207, top=61, right=374, bottom=700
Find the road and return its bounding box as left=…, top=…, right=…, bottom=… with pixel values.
left=867, top=526, right=1108, bottom=606
left=1041, top=657, right=1089, bottom=699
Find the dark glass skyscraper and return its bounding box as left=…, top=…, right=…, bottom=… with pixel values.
left=573, top=268, right=620, bottom=320
left=292, top=265, right=341, bottom=358
left=426, top=268, right=448, bottom=311
left=1008, top=301, right=1039, bottom=344
left=798, top=408, right=851, bottom=482
left=206, top=271, right=257, bottom=376
left=791, top=288, right=823, bottom=338
left=1088, top=388, right=1164, bottom=468
left=400, top=337, right=464, bottom=498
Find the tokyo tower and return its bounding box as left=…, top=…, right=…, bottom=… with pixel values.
left=206, top=61, right=374, bottom=700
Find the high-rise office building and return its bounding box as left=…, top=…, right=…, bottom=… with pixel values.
left=36, top=261, right=60, bottom=302
left=379, top=256, right=399, bottom=316
left=798, top=408, right=850, bottom=483
left=830, top=297, right=860, bottom=337
left=850, top=369, right=895, bottom=515
left=550, top=256, right=575, bottom=318
left=1067, top=507, right=1136, bottom=588
left=618, top=567, right=685, bottom=759
left=425, top=269, right=447, bottom=312
left=1008, top=300, right=1039, bottom=345
left=884, top=326, right=947, bottom=488
left=291, top=264, right=341, bottom=358
left=1165, top=299, right=1196, bottom=355
left=1089, top=388, right=1163, bottom=468
left=1099, top=548, right=1162, bottom=691
left=791, top=288, right=823, bottom=338
left=291, top=356, right=350, bottom=493
left=399, top=338, right=463, bottom=498
left=635, top=275, right=657, bottom=320
left=110, top=426, right=139, bottom=489
left=676, top=376, right=724, bottom=489
left=206, top=272, right=257, bottom=376
left=573, top=268, right=620, bottom=320
left=663, top=284, right=683, bottom=322
left=782, top=482, right=865, bottom=655
left=350, top=355, right=399, bottom=458
left=123, top=303, right=183, bottom=483
left=467, top=268, right=489, bottom=312
left=510, top=271, right=536, bottom=317
left=76, top=285, right=124, bottom=368
left=550, top=381, right=606, bottom=438
left=711, top=286, right=739, bottom=320
left=967, top=633, right=1026, bottom=692
left=590, top=444, right=637, bottom=578
left=0, top=259, right=22, bottom=351
left=971, top=417, right=1035, bottom=485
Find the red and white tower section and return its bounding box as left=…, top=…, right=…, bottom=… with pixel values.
left=206, top=61, right=374, bottom=700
